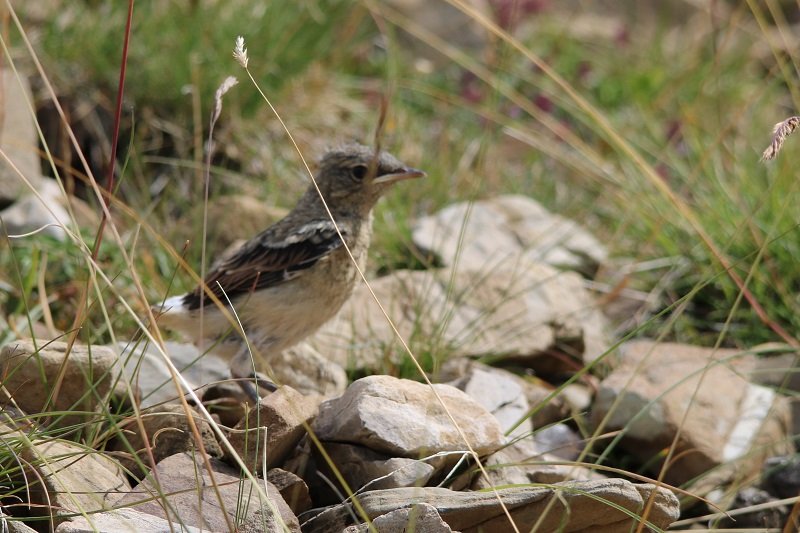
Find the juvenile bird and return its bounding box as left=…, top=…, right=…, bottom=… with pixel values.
left=155, top=143, right=425, bottom=396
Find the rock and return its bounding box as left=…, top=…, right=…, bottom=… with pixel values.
left=532, top=423, right=583, bottom=460
left=0, top=68, right=42, bottom=203
left=412, top=195, right=608, bottom=276
left=592, top=340, right=793, bottom=491
left=316, top=442, right=435, bottom=497
left=470, top=437, right=601, bottom=490
left=716, top=487, right=786, bottom=529
left=118, top=340, right=344, bottom=406
left=309, top=258, right=609, bottom=375
left=110, top=403, right=222, bottom=480
left=558, top=382, right=593, bottom=414
left=345, top=503, right=454, bottom=533
left=267, top=342, right=347, bottom=396
left=116, top=341, right=232, bottom=408
left=117, top=452, right=299, bottom=532
left=226, top=386, right=320, bottom=473
left=521, top=377, right=572, bottom=429
left=0, top=179, right=71, bottom=240
left=1, top=510, right=38, bottom=533
left=312, top=375, right=505, bottom=459
left=303, top=479, right=679, bottom=533
left=56, top=508, right=203, bottom=532
left=763, top=455, right=800, bottom=499
left=443, top=359, right=531, bottom=439
left=0, top=338, right=119, bottom=429
left=267, top=468, right=312, bottom=515
left=745, top=345, right=800, bottom=434
left=22, top=440, right=129, bottom=527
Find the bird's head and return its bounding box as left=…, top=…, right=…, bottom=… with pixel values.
left=313, top=143, right=425, bottom=214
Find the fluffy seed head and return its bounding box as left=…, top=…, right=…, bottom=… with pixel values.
left=233, top=36, right=249, bottom=69
left=762, top=116, right=800, bottom=161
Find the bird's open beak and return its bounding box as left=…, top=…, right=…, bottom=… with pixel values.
left=372, top=167, right=426, bottom=185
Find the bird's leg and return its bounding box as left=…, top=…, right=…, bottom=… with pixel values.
left=230, top=344, right=278, bottom=402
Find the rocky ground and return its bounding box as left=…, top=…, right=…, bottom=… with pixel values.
left=1, top=13, right=799, bottom=531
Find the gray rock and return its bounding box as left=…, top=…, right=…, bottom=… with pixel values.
left=592, top=339, right=793, bottom=492
left=309, top=258, right=610, bottom=374
left=521, top=377, right=572, bottom=430
left=469, top=437, right=602, bottom=490
left=110, top=403, right=222, bottom=480
left=444, top=360, right=531, bottom=439
left=56, top=508, right=203, bottom=532
left=312, top=375, right=505, bottom=459
left=116, top=340, right=233, bottom=408
left=1, top=511, right=39, bottom=532
left=745, top=345, right=800, bottom=435
left=23, top=439, right=130, bottom=528
left=117, top=452, right=299, bottom=532
left=412, top=195, right=608, bottom=275
left=0, top=179, right=72, bottom=240
left=226, top=386, right=320, bottom=473
left=0, top=338, right=119, bottom=429
left=532, top=423, right=583, bottom=460
left=303, top=479, right=679, bottom=533
left=267, top=468, right=312, bottom=516
left=117, top=340, right=344, bottom=406
left=345, top=503, right=454, bottom=533
left=0, top=68, right=42, bottom=203
left=318, top=442, right=435, bottom=492
left=269, top=342, right=347, bottom=397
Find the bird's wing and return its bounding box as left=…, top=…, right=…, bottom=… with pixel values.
left=182, top=219, right=347, bottom=309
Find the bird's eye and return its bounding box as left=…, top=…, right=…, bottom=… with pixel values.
left=351, top=164, right=368, bottom=181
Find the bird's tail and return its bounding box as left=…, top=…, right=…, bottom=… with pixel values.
left=151, top=295, right=193, bottom=332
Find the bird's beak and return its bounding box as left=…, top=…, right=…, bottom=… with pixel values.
left=372, top=167, right=426, bottom=185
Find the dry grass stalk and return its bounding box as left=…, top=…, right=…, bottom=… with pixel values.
left=761, top=115, right=800, bottom=161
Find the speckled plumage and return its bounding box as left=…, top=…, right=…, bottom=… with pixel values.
left=155, top=144, right=424, bottom=386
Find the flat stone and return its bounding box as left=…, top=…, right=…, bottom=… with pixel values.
left=118, top=452, right=299, bottom=532
left=303, top=479, right=679, bottom=533
left=23, top=440, right=130, bottom=527
left=56, top=508, right=203, bottom=533
left=312, top=375, right=505, bottom=458
left=0, top=339, right=118, bottom=429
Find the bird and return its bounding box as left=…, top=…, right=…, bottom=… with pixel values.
left=154, top=143, right=425, bottom=398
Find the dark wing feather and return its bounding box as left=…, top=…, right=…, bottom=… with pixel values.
left=182, top=220, right=345, bottom=309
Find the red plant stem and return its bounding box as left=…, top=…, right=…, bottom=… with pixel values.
left=90, top=0, right=134, bottom=260
left=57, top=0, right=136, bottom=409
